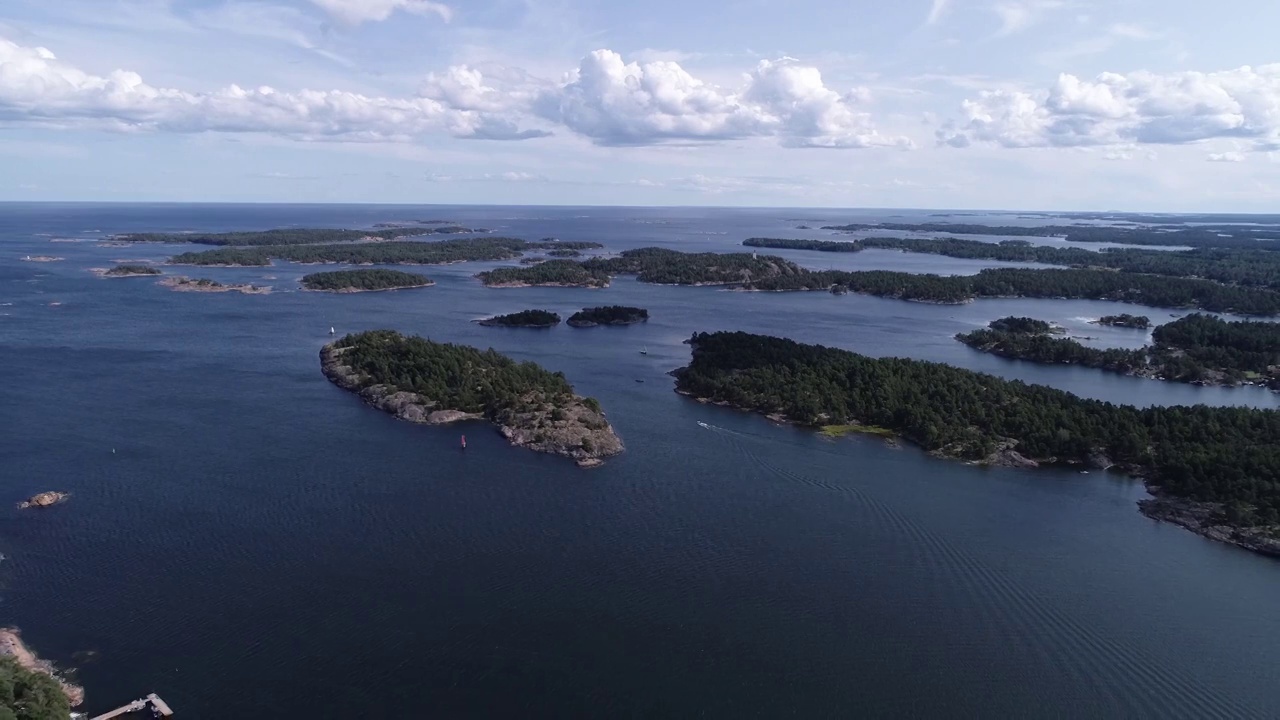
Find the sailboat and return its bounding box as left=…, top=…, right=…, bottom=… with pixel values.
left=329, top=326, right=335, bottom=335
left=640, top=346, right=648, bottom=355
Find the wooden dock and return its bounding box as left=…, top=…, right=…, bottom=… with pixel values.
left=89, top=693, right=173, bottom=719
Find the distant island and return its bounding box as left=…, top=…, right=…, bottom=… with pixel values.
left=477, top=310, right=562, bottom=328
left=321, top=330, right=622, bottom=466
left=546, top=248, right=583, bottom=258
left=160, top=276, right=270, bottom=294
left=170, top=238, right=602, bottom=268
left=20, top=255, right=62, bottom=263
left=97, top=264, right=161, bottom=278
left=567, top=306, right=649, bottom=327
left=1094, top=314, right=1151, bottom=329
left=673, top=331, right=1280, bottom=557
left=301, top=269, right=433, bottom=293
left=743, top=236, right=1280, bottom=291
left=478, top=259, right=611, bottom=288
left=116, top=226, right=476, bottom=246
left=957, top=314, right=1280, bottom=390
left=816, top=221, right=1280, bottom=249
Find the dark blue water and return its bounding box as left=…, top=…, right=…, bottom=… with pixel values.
left=2, top=204, right=1278, bottom=718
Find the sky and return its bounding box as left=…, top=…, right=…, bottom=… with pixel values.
left=1, top=0, right=1279, bottom=210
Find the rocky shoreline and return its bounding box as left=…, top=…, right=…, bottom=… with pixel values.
left=0, top=629, right=84, bottom=707
left=161, top=276, right=272, bottom=294
left=301, top=282, right=434, bottom=293
left=320, top=343, right=623, bottom=466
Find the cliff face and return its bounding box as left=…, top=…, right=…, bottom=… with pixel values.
left=320, top=343, right=623, bottom=466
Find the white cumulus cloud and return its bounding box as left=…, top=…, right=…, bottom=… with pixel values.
left=309, top=0, right=452, bottom=25
left=939, top=64, right=1280, bottom=151
left=534, top=50, right=912, bottom=149
left=1207, top=151, right=1245, bottom=162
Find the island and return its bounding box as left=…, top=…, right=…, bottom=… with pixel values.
left=817, top=221, right=1280, bottom=249
left=546, top=248, right=583, bottom=258
left=477, top=310, right=562, bottom=328
left=567, top=306, right=649, bottom=327
left=320, top=330, right=623, bottom=466
left=169, top=238, right=603, bottom=267
left=673, top=331, right=1280, bottom=557
left=20, top=255, right=62, bottom=263
left=0, top=629, right=82, bottom=714
left=744, top=236, right=1280, bottom=291
left=477, top=260, right=611, bottom=288
left=1094, top=314, right=1151, bottom=329
left=478, top=248, right=1280, bottom=314
left=300, top=269, right=433, bottom=293
left=115, top=226, right=476, bottom=246
left=97, top=264, right=161, bottom=278
left=160, top=276, right=271, bottom=294
left=17, top=491, right=68, bottom=509
left=956, top=314, right=1280, bottom=389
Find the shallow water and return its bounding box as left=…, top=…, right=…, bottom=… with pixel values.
left=1, top=204, right=1278, bottom=718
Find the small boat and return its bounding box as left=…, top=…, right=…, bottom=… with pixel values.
left=460, top=435, right=467, bottom=449
left=640, top=346, right=648, bottom=355
left=635, top=379, right=645, bottom=383
left=697, top=421, right=710, bottom=429
left=329, top=326, right=336, bottom=335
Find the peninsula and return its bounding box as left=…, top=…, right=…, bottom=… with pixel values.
left=957, top=313, right=1280, bottom=390
left=320, top=330, right=623, bottom=466
left=673, top=331, right=1280, bottom=557
left=301, top=269, right=433, bottom=292
left=477, top=310, right=562, bottom=328
left=567, top=306, right=649, bottom=327
left=0, top=628, right=83, bottom=711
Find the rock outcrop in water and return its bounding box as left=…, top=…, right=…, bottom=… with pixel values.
left=18, top=492, right=68, bottom=509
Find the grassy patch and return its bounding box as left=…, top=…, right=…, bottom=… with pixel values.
left=820, top=424, right=896, bottom=438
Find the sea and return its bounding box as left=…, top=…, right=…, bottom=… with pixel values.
left=1, top=203, right=1278, bottom=718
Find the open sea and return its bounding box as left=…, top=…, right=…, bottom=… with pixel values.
left=2, top=203, right=1278, bottom=718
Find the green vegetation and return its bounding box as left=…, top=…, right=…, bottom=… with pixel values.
left=301, top=269, right=432, bottom=292
left=546, top=248, right=583, bottom=258
left=1097, top=314, right=1151, bottom=329
left=584, top=247, right=806, bottom=285
left=675, top=331, right=1280, bottom=527
left=170, top=238, right=604, bottom=267
left=957, top=314, right=1280, bottom=388
left=817, top=222, right=1280, bottom=249
left=477, top=259, right=611, bottom=287
left=567, top=306, right=649, bottom=327
left=989, top=316, right=1055, bottom=334
left=0, top=655, right=72, bottom=720
left=104, top=264, right=160, bottom=276
left=117, top=226, right=474, bottom=245
left=478, top=310, right=562, bottom=328
left=744, top=237, right=1280, bottom=290
left=820, top=424, right=895, bottom=438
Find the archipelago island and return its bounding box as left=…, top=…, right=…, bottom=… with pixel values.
left=567, top=306, right=649, bottom=327
left=320, top=330, right=622, bottom=466
left=477, top=310, right=562, bottom=328
left=301, top=269, right=433, bottom=292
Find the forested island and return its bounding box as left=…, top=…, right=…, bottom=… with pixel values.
left=673, top=331, right=1280, bottom=556
left=584, top=248, right=805, bottom=286
left=301, top=269, right=433, bottom=292
left=817, top=222, right=1280, bottom=249
left=477, top=260, right=612, bottom=288
left=320, top=330, right=622, bottom=466
left=957, top=314, right=1280, bottom=389
left=160, top=276, right=270, bottom=294
left=743, top=236, right=1280, bottom=290
left=100, top=264, right=161, bottom=277
left=170, top=238, right=603, bottom=267
left=478, top=310, right=562, bottom=328
left=567, top=306, right=649, bottom=327
left=1095, top=314, right=1151, bottom=329
left=116, top=226, right=475, bottom=245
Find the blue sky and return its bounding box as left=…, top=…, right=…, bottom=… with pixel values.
left=1, top=0, right=1278, bottom=210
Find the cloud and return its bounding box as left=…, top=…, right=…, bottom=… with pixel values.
left=992, top=1, right=1065, bottom=36
left=925, top=0, right=951, bottom=25
left=1207, top=151, right=1245, bottom=162
left=939, top=64, right=1280, bottom=151
left=0, top=37, right=520, bottom=141
left=534, top=50, right=913, bottom=149
left=309, top=0, right=452, bottom=25
left=0, top=38, right=900, bottom=150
